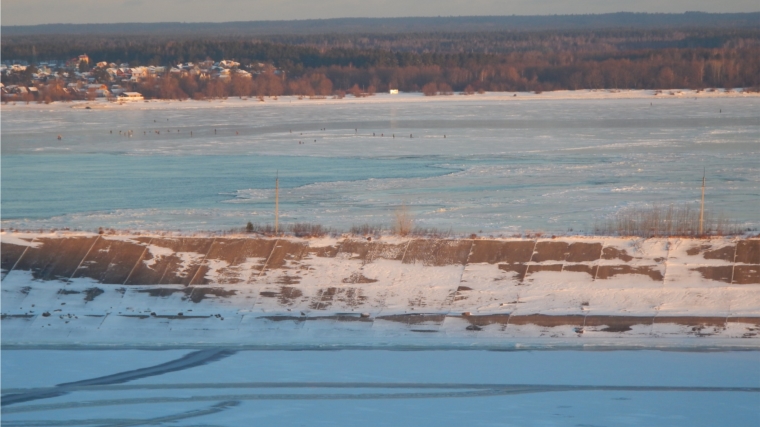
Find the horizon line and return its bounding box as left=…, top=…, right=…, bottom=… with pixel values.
left=5, top=11, right=760, bottom=28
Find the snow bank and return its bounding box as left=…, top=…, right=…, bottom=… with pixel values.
left=2, top=232, right=758, bottom=347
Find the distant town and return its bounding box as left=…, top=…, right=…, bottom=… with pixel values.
left=0, top=54, right=301, bottom=103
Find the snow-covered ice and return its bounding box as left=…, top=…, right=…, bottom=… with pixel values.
left=2, top=91, right=758, bottom=233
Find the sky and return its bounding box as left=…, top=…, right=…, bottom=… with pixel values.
left=2, top=0, right=759, bottom=26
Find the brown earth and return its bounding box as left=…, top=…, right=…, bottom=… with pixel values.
left=402, top=239, right=471, bottom=266
left=532, top=241, right=569, bottom=262
left=735, top=240, right=760, bottom=264
left=1, top=242, right=28, bottom=274
left=14, top=236, right=100, bottom=281
left=733, top=265, right=760, bottom=285
left=3, top=236, right=758, bottom=292
left=693, top=266, right=733, bottom=283
left=508, top=314, right=586, bottom=327
left=602, top=247, right=634, bottom=262
left=703, top=245, right=736, bottom=261
left=596, top=265, right=663, bottom=281
left=562, top=264, right=598, bottom=278
left=566, top=242, right=604, bottom=262
left=653, top=316, right=726, bottom=327
left=468, top=240, right=534, bottom=264
left=72, top=238, right=149, bottom=284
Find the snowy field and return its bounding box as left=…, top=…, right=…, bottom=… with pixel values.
left=2, top=90, right=758, bottom=233
left=2, top=90, right=759, bottom=425
left=2, top=348, right=758, bottom=426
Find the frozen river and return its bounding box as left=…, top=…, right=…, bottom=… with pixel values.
left=2, top=92, right=759, bottom=233
left=2, top=92, right=760, bottom=425
left=2, top=348, right=758, bottom=426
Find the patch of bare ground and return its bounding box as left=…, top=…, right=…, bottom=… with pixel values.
left=14, top=236, right=100, bottom=281
left=461, top=314, right=511, bottom=326
left=562, top=264, right=597, bottom=277
left=84, top=287, right=104, bottom=301
left=525, top=264, right=563, bottom=277
left=1, top=242, right=28, bottom=273
left=309, top=287, right=337, bottom=310
left=693, top=266, right=733, bottom=283
left=532, top=241, right=569, bottom=262
left=337, top=240, right=373, bottom=261
left=261, top=314, right=372, bottom=322
left=601, top=247, right=634, bottom=262
left=581, top=317, right=644, bottom=333
left=137, top=287, right=237, bottom=303
left=342, top=272, right=378, bottom=284
left=498, top=263, right=529, bottom=280
left=308, top=245, right=339, bottom=258
left=596, top=265, right=663, bottom=281
left=402, top=239, right=471, bottom=266
left=126, top=238, right=213, bottom=285
left=72, top=238, right=148, bottom=284
left=257, top=286, right=304, bottom=305
left=307, top=286, right=368, bottom=309
left=377, top=313, right=446, bottom=325
left=654, top=317, right=728, bottom=336
left=261, top=240, right=308, bottom=269
left=728, top=317, right=760, bottom=326
left=566, top=242, right=603, bottom=262
left=445, top=286, right=473, bottom=303
left=202, top=239, right=248, bottom=265
left=735, top=240, right=760, bottom=264
left=337, top=287, right=368, bottom=308
left=733, top=265, right=760, bottom=284
left=276, top=274, right=302, bottom=285
left=468, top=240, right=534, bottom=264
left=703, top=245, right=736, bottom=261
left=508, top=314, right=585, bottom=327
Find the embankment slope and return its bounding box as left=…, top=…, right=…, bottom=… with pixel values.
left=2, top=232, right=758, bottom=347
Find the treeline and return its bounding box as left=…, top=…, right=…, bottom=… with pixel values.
left=5, top=12, right=760, bottom=37
left=116, top=46, right=760, bottom=100
left=5, top=28, right=760, bottom=63
left=4, top=29, right=760, bottom=99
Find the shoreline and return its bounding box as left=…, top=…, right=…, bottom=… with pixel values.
left=3, top=88, right=758, bottom=111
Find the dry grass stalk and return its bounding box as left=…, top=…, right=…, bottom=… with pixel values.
left=350, top=223, right=385, bottom=236
left=593, top=204, right=740, bottom=237
left=393, top=205, right=414, bottom=236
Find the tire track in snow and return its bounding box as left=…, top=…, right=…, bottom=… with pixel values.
left=1, top=400, right=238, bottom=427
left=1, top=349, right=235, bottom=406
left=3, top=383, right=758, bottom=414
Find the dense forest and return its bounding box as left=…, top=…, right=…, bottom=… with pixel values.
left=5, top=12, right=759, bottom=36
left=4, top=20, right=760, bottom=99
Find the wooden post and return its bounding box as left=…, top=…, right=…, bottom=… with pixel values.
left=275, top=171, right=279, bottom=235
left=699, top=169, right=705, bottom=236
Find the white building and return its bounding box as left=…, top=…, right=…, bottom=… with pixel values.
left=118, top=92, right=144, bottom=101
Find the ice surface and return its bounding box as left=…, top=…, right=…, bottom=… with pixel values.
left=2, top=93, right=758, bottom=233
left=1, top=348, right=758, bottom=426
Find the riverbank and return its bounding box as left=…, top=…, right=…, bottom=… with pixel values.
left=3, top=88, right=759, bottom=111
left=2, top=231, right=758, bottom=347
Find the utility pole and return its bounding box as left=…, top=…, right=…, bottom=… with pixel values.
left=274, top=171, right=279, bottom=235
left=699, top=168, right=705, bottom=236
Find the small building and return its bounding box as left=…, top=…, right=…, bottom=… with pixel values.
left=118, top=92, right=144, bottom=101
left=389, top=89, right=399, bottom=95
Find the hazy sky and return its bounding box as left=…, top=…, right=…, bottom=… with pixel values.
left=2, top=0, right=758, bottom=26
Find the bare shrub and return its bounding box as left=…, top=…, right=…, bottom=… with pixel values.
left=593, top=204, right=740, bottom=237
left=242, top=223, right=276, bottom=235
left=422, top=82, right=438, bottom=96
left=393, top=205, right=414, bottom=236
left=438, top=83, right=453, bottom=95
left=410, top=227, right=453, bottom=238
left=350, top=223, right=385, bottom=236
left=288, top=223, right=331, bottom=237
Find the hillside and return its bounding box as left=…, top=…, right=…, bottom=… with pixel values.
left=2, top=232, right=758, bottom=347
